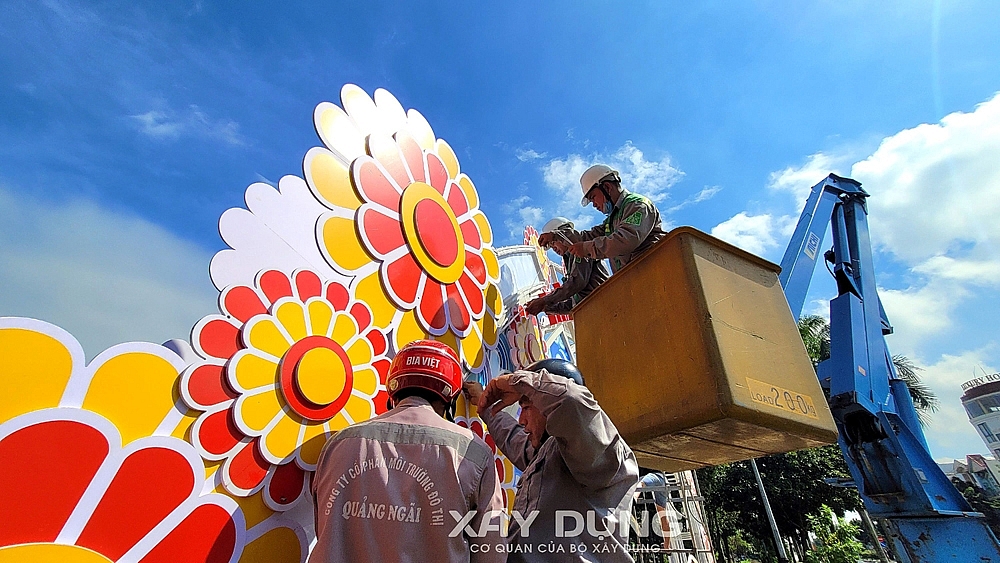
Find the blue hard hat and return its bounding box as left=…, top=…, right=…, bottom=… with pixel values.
left=525, top=358, right=585, bottom=387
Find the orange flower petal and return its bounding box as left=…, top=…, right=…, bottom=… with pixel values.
left=417, top=280, right=448, bottom=334
left=445, top=282, right=471, bottom=334
left=436, top=139, right=460, bottom=179
left=458, top=272, right=485, bottom=319
left=395, top=130, right=426, bottom=183
left=447, top=180, right=470, bottom=217
left=382, top=253, right=424, bottom=307
left=425, top=152, right=449, bottom=194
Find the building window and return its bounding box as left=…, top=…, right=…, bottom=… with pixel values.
left=978, top=423, right=997, bottom=443
left=967, top=401, right=987, bottom=418
left=979, top=395, right=1000, bottom=413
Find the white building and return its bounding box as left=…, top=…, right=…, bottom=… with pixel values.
left=961, top=372, right=1000, bottom=461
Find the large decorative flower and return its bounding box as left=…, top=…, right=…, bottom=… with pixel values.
left=303, top=85, right=503, bottom=371
left=182, top=270, right=389, bottom=510
left=508, top=310, right=545, bottom=370
left=0, top=317, right=307, bottom=563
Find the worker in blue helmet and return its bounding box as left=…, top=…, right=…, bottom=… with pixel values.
left=463, top=359, right=640, bottom=562
left=525, top=217, right=610, bottom=316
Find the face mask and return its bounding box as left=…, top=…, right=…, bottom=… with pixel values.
left=601, top=199, right=613, bottom=215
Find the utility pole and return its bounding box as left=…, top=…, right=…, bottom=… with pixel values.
left=751, top=459, right=789, bottom=563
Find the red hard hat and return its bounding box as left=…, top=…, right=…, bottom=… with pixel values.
left=386, top=340, right=463, bottom=403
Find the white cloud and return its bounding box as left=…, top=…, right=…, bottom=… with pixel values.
left=541, top=141, right=683, bottom=210
left=514, top=148, right=547, bottom=162
left=879, top=280, right=967, bottom=354
left=667, top=185, right=721, bottom=213
left=131, top=104, right=245, bottom=146
left=710, top=212, right=796, bottom=256
left=0, top=186, right=217, bottom=359
left=852, top=92, right=1000, bottom=265
left=501, top=195, right=544, bottom=240
left=768, top=151, right=853, bottom=203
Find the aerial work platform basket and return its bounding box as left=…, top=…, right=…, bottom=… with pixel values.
left=574, top=227, right=837, bottom=472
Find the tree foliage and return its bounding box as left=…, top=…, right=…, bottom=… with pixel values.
left=803, top=506, right=867, bottom=563
left=698, top=447, right=861, bottom=561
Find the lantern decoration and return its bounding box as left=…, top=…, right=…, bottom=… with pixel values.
left=507, top=307, right=546, bottom=370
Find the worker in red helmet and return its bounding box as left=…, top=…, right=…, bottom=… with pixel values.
left=310, top=340, right=506, bottom=563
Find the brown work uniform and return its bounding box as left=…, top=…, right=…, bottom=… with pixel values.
left=310, top=396, right=506, bottom=563
left=564, top=189, right=666, bottom=273
left=479, top=370, right=640, bottom=562
left=536, top=254, right=610, bottom=314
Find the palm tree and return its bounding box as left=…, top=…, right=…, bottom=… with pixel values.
left=797, top=315, right=939, bottom=425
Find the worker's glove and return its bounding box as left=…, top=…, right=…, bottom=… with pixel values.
left=537, top=232, right=555, bottom=247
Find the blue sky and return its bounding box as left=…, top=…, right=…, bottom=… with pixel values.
left=2, top=0, right=999, bottom=461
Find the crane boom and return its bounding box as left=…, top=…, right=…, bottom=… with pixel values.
left=779, top=174, right=1000, bottom=561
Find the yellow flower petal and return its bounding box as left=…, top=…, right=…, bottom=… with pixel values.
left=484, top=282, right=503, bottom=317
left=231, top=351, right=279, bottom=392
left=229, top=491, right=276, bottom=530
left=83, top=351, right=180, bottom=445
left=262, top=413, right=302, bottom=461
left=406, top=109, right=436, bottom=151
left=0, top=543, right=114, bottom=563
left=343, top=394, right=374, bottom=424
left=393, top=310, right=429, bottom=352
left=352, top=366, right=378, bottom=397
left=330, top=312, right=359, bottom=348
left=436, top=139, right=460, bottom=179
left=0, top=327, right=73, bottom=425
left=298, top=423, right=330, bottom=467
left=328, top=411, right=351, bottom=432
left=346, top=338, right=372, bottom=367
left=274, top=301, right=307, bottom=343
left=246, top=318, right=292, bottom=359
left=482, top=249, right=500, bottom=282
left=480, top=312, right=499, bottom=348
left=472, top=210, right=492, bottom=245
left=240, top=525, right=303, bottom=563
left=461, top=322, right=484, bottom=370
left=308, top=300, right=334, bottom=337
left=457, top=174, right=480, bottom=212
left=320, top=215, right=375, bottom=273
left=314, top=101, right=365, bottom=162
left=237, top=389, right=283, bottom=434
left=355, top=271, right=398, bottom=330
left=305, top=147, right=362, bottom=211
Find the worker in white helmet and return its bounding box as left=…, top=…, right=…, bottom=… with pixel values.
left=525, top=217, right=609, bottom=315
left=537, top=165, right=666, bottom=273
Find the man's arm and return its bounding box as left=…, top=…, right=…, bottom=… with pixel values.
left=477, top=407, right=536, bottom=472
left=559, top=222, right=607, bottom=244
left=508, top=370, right=633, bottom=489
left=464, top=381, right=536, bottom=471
left=571, top=199, right=657, bottom=261
left=527, top=258, right=592, bottom=314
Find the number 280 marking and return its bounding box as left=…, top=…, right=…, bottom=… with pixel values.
left=745, top=377, right=819, bottom=419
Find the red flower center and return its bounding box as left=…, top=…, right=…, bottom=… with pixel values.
left=279, top=336, right=354, bottom=421
left=415, top=199, right=460, bottom=267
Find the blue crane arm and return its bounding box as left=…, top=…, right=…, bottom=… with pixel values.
left=777, top=174, right=1000, bottom=561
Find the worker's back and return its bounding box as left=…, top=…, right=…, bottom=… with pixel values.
left=310, top=396, right=505, bottom=563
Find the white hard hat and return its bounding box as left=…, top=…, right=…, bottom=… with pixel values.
left=541, top=217, right=573, bottom=234
left=579, top=164, right=619, bottom=206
